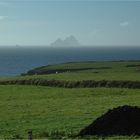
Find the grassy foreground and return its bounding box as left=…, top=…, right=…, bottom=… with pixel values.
left=0, top=85, right=140, bottom=139
left=0, top=61, right=140, bottom=139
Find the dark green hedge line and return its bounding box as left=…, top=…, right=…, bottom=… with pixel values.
left=126, top=64, right=140, bottom=67
left=0, top=79, right=140, bottom=89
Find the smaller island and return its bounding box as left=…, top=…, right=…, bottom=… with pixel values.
left=50, top=35, right=80, bottom=47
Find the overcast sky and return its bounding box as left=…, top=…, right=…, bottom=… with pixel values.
left=0, top=0, right=140, bottom=46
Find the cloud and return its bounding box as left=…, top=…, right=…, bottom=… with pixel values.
left=0, top=16, right=9, bottom=20
left=120, top=21, right=129, bottom=27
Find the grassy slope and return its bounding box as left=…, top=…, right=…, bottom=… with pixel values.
left=1, top=61, right=139, bottom=81
left=31, top=61, right=140, bottom=81
left=0, top=85, right=140, bottom=139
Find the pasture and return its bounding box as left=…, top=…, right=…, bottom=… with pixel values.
left=0, top=85, right=140, bottom=139
left=0, top=61, right=140, bottom=139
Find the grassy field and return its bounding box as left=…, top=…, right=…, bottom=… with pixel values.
left=1, top=61, right=139, bottom=81
left=0, top=85, right=140, bottom=139
left=0, top=61, right=140, bottom=139
left=27, top=61, right=140, bottom=81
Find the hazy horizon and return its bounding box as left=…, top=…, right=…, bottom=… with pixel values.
left=0, top=0, right=140, bottom=47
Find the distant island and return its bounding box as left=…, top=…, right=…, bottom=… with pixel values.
left=50, top=35, right=80, bottom=47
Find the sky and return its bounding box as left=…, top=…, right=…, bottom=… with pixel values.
left=0, top=0, right=140, bottom=46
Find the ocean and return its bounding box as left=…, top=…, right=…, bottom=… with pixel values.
left=0, top=46, right=140, bottom=76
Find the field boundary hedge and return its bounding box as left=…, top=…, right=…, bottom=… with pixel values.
left=0, top=79, right=140, bottom=89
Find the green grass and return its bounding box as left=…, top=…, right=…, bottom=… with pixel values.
left=1, top=60, right=139, bottom=81
left=31, top=61, right=140, bottom=81
left=33, top=61, right=140, bottom=70
left=0, top=61, right=140, bottom=139
left=0, top=85, right=140, bottom=139
left=25, top=71, right=140, bottom=81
